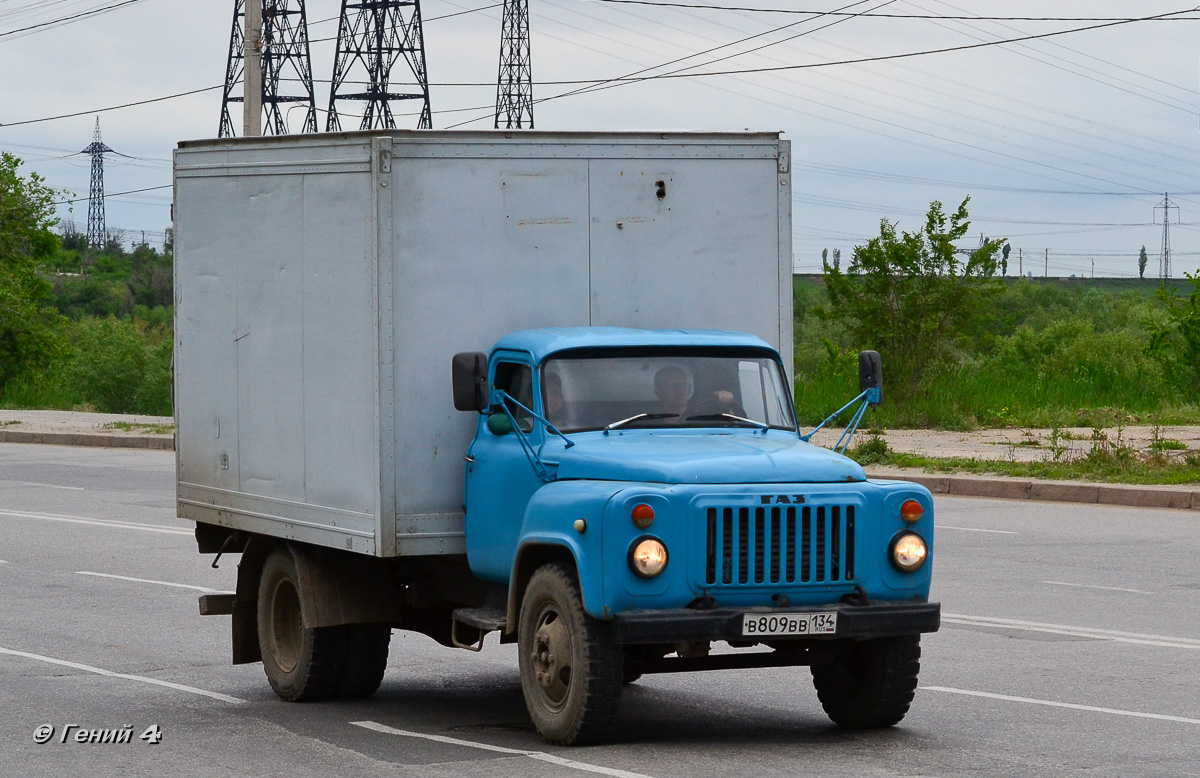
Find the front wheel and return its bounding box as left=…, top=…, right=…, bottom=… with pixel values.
left=518, top=563, right=623, bottom=745
left=810, top=634, right=921, bottom=728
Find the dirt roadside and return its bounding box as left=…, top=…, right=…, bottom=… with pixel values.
left=2, top=410, right=1197, bottom=509
left=4, top=410, right=1199, bottom=462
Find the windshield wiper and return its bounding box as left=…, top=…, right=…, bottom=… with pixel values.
left=603, top=412, right=678, bottom=433
left=685, top=413, right=769, bottom=430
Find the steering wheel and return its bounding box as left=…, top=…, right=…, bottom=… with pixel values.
left=687, top=394, right=747, bottom=419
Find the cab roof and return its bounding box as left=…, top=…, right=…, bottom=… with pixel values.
left=491, top=327, right=778, bottom=364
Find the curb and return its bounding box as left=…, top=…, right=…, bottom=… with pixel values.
left=2, top=432, right=1196, bottom=511
left=867, top=470, right=1200, bottom=511
left=0, top=430, right=174, bottom=451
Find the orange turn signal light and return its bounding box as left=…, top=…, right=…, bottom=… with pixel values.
left=631, top=503, right=655, bottom=529
left=900, top=499, right=924, bottom=523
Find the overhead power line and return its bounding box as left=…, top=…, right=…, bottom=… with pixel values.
left=0, top=0, right=150, bottom=39
left=587, top=1, right=1200, bottom=22
left=54, top=184, right=171, bottom=206
left=6, top=5, right=1198, bottom=130
left=0, top=85, right=223, bottom=128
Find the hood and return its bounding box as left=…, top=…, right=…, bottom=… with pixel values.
left=548, top=430, right=866, bottom=484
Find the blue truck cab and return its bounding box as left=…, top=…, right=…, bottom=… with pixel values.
left=453, top=327, right=940, bottom=744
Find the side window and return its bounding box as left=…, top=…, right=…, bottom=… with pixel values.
left=493, top=361, right=534, bottom=431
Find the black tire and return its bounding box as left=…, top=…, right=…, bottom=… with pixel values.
left=810, top=634, right=921, bottom=729
left=257, top=548, right=346, bottom=702
left=518, top=563, right=623, bottom=745
left=338, top=624, right=391, bottom=698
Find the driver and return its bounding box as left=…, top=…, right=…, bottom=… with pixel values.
left=653, top=365, right=690, bottom=419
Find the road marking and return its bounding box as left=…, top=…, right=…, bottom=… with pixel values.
left=1040, top=580, right=1155, bottom=595
left=0, top=646, right=245, bottom=704
left=944, top=613, right=1200, bottom=649
left=352, top=721, right=658, bottom=778
left=0, top=559, right=8, bottom=564
left=0, top=508, right=191, bottom=536
left=938, top=525, right=1018, bottom=534
left=923, top=686, right=1200, bottom=726
left=77, top=571, right=217, bottom=593
left=14, top=481, right=85, bottom=491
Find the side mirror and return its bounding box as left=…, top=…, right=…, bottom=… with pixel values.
left=858, top=350, right=882, bottom=407
left=452, top=352, right=488, bottom=412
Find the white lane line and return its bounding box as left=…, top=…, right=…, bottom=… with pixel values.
left=352, top=721, right=657, bottom=778
left=944, top=613, right=1200, bottom=649
left=1040, top=580, right=1155, bottom=595
left=0, top=646, right=245, bottom=704
left=15, top=481, right=85, bottom=491
left=938, top=525, right=1018, bottom=534
left=77, top=571, right=217, bottom=593
left=923, top=686, right=1200, bottom=726
left=0, top=508, right=191, bottom=536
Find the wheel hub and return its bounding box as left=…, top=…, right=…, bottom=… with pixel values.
left=530, top=611, right=572, bottom=705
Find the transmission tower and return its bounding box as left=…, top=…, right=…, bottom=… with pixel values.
left=219, top=0, right=318, bottom=137
left=1155, top=193, right=1179, bottom=279
left=327, top=0, right=431, bottom=131
left=82, top=118, right=113, bottom=249
left=495, top=0, right=533, bottom=129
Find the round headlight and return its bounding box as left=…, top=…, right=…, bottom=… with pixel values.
left=629, top=537, right=668, bottom=578
left=890, top=532, right=928, bottom=572
left=900, top=499, right=924, bottom=523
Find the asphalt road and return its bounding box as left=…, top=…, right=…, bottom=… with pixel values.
left=2, top=443, right=1198, bottom=777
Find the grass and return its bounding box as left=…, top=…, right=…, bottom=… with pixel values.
left=100, top=421, right=174, bottom=435
left=0, top=420, right=21, bottom=427
left=847, top=429, right=1200, bottom=485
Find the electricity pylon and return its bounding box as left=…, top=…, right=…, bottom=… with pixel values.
left=82, top=118, right=113, bottom=249
left=495, top=0, right=533, bottom=129
left=327, top=0, right=432, bottom=131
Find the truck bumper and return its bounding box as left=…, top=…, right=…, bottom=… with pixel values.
left=611, top=601, right=940, bottom=644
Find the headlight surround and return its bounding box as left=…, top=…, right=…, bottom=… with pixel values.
left=889, top=532, right=928, bottom=573
left=628, top=536, right=669, bottom=578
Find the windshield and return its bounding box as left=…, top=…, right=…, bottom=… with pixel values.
left=541, top=349, right=796, bottom=433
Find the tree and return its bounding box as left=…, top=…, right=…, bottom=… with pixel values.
left=1148, top=271, right=1200, bottom=392
left=0, top=153, right=64, bottom=387
left=820, top=197, right=1004, bottom=400
left=1001, top=243, right=1011, bottom=277
left=1138, top=245, right=1148, bottom=279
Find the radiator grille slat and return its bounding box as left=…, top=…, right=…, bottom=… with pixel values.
left=703, top=502, right=856, bottom=587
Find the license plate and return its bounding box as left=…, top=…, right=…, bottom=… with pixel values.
left=742, top=612, right=837, bottom=637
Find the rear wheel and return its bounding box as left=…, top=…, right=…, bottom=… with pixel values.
left=338, top=624, right=391, bottom=698
left=257, top=548, right=346, bottom=701
left=518, top=563, right=623, bottom=745
left=810, top=634, right=921, bottom=728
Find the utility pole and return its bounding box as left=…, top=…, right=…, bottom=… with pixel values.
left=1155, top=193, right=1178, bottom=279
left=244, top=0, right=263, bottom=136
left=82, top=118, right=114, bottom=249
left=327, top=0, right=432, bottom=131
left=1018, top=247, right=1023, bottom=276
left=1044, top=248, right=1048, bottom=278
left=495, top=0, right=533, bottom=129
left=1091, top=258, right=1094, bottom=278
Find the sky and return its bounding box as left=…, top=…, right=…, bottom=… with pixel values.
left=2, top=0, right=1200, bottom=278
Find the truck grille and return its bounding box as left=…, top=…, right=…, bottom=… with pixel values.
left=703, top=505, right=855, bottom=586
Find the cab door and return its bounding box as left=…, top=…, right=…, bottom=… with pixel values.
left=464, top=356, right=545, bottom=582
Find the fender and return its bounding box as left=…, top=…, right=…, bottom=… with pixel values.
left=506, top=480, right=622, bottom=627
